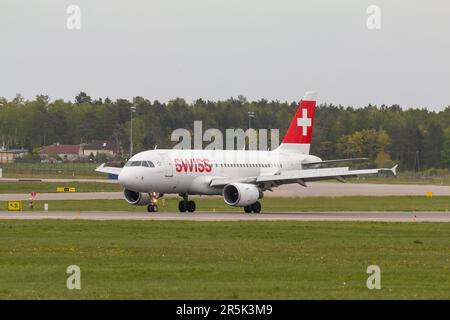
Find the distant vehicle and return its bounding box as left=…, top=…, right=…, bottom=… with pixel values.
left=97, top=91, right=397, bottom=213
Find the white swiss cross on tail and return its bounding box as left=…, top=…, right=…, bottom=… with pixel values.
left=277, top=91, right=317, bottom=154
left=297, top=109, right=312, bottom=136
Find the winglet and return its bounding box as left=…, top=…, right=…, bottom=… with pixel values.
left=391, top=164, right=398, bottom=176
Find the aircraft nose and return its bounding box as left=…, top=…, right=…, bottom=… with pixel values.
left=118, top=168, right=145, bottom=191
left=118, top=169, right=135, bottom=188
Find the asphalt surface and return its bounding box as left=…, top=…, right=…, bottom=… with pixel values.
left=1, top=183, right=449, bottom=201
left=1, top=211, right=449, bottom=222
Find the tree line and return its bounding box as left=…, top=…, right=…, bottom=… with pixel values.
left=0, top=93, right=449, bottom=171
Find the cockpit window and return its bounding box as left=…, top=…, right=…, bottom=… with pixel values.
left=125, top=160, right=155, bottom=168
left=141, top=161, right=155, bottom=167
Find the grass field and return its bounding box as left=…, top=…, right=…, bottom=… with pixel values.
left=0, top=220, right=449, bottom=299
left=0, top=181, right=121, bottom=194
left=347, top=175, right=450, bottom=186
left=1, top=162, right=104, bottom=178
left=1, top=196, right=449, bottom=212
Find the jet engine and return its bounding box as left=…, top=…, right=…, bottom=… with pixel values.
left=223, top=183, right=262, bottom=207
left=123, top=189, right=152, bottom=205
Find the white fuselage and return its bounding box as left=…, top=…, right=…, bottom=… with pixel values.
left=118, top=149, right=321, bottom=195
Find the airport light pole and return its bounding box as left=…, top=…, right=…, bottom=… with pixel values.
left=130, top=106, right=136, bottom=157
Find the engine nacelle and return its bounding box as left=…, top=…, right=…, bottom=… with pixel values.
left=223, top=183, right=262, bottom=207
left=123, top=189, right=152, bottom=205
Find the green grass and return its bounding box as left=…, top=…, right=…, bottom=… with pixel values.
left=1, top=196, right=449, bottom=212
left=0, top=181, right=121, bottom=194
left=0, top=220, right=449, bottom=299
left=1, top=162, right=105, bottom=178
left=347, top=175, right=450, bottom=186
left=313, top=169, right=450, bottom=186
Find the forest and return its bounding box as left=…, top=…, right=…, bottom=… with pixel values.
left=0, top=92, right=449, bottom=171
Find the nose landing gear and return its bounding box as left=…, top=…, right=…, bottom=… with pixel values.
left=147, top=192, right=160, bottom=213
left=178, top=193, right=196, bottom=213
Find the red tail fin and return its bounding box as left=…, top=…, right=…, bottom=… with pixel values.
left=277, top=91, right=317, bottom=153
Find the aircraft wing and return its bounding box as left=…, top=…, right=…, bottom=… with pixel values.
left=95, top=163, right=123, bottom=175
left=210, top=165, right=398, bottom=189
left=302, top=158, right=368, bottom=167
left=209, top=176, right=257, bottom=187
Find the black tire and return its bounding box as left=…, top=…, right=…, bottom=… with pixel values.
left=244, top=206, right=251, bottom=213
left=178, top=201, right=187, bottom=212
left=251, top=201, right=261, bottom=213
left=187, top=201, right=196, bottom=213
left=152, top=204, right=158, bottom=212
left=147, top=204, right=154, bottom=212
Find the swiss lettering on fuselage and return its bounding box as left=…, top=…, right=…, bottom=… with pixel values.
left=174, top=158, right=212, bottom=173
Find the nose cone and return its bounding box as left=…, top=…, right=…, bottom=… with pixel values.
left=118, top=168, right=142, bottom=191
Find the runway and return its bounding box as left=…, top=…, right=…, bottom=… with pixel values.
left=1, top=210, right=449, bottom=222
left=1, top=182, right=449, bottom=201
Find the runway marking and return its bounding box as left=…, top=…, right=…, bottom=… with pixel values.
left=0, top=211, right=449, bottom=222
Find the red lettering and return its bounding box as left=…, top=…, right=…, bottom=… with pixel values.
left=180, top=159, right=189, bottom=172
left=204, top=159, right=212, bottom=172
left=197, top=158, right=204, bottom=172
left=175, top=158, right=212, bottom=173
left=175, top=158, right=182, bottom=172
left=189, top=158, right=196, bottom=172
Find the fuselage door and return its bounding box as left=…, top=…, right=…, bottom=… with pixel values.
left=161, top=154, right=173, bottom=177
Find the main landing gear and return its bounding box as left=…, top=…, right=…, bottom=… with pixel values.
left=244, top=201, right=261, bottom=214
left=178, top=193, right=196, bottom=213
left=147, top=192, right=160, bottom=213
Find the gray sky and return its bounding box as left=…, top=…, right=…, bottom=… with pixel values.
left=1, top=0, right=449, bottom=110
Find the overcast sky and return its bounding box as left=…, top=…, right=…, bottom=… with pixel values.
left=0, top=0, right=449, bottom=110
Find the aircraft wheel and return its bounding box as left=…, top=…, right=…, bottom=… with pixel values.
left=187, top=201, right=196, bottom=213
left=251, top=201, right=261, bottom=213
left=178, top=201, right=187, bottom=213
left=147, top=204, right=157, bottom=212
left=244, top=206, right=251, bottom=213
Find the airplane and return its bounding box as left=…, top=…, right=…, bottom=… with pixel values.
left=96, top=91, right=398, bottom=213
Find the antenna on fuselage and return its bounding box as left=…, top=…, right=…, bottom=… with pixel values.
left=154, top=145, right=157, bottom=150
